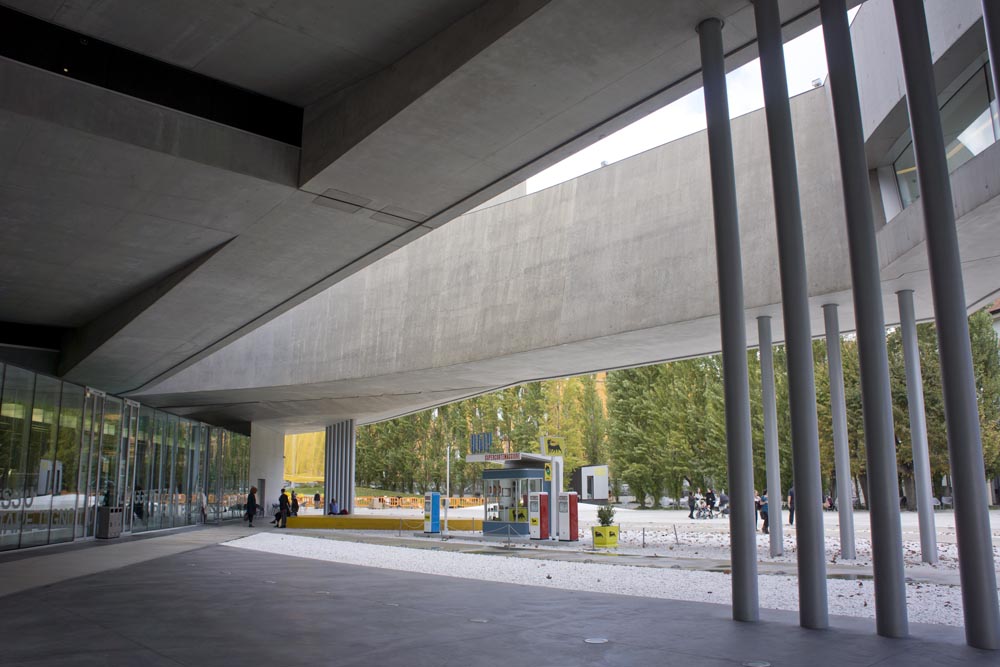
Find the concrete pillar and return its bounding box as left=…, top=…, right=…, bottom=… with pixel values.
left=892, top=2, right=1000, bottom=648
left=896, top=290, right=938, bottom=565
left=249, top=423, right=285, bottom=512
left=697, top=16, right=759, bottom=624
left=820, top=0, right=908, bottom=639
left=757, top=316, right=783, bottom=558
left=823, top=304, right=856, bottom=561
left=754, top=0, right=827, bottom=629
left=984, top=1, right=1000, bottom=109
left=325, top=419, right=357, bottom=513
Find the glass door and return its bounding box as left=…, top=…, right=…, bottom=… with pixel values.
left=120, top=400, right=140, bottom=533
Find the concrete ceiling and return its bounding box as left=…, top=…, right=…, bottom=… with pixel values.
left=1, top=0, right=488, bottom=106
left=0, top=0, right=854, bottom=408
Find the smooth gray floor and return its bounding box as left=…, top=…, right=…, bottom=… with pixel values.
left=0, top=539, right=995, bottom=667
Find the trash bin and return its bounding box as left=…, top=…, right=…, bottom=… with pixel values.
left=96, top=506, right=124, bottom=539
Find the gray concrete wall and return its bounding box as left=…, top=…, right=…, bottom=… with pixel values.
left=852, top=0, right=987, bottom=164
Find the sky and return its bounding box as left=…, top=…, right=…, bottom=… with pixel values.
left=526, top=9, right=860, bottom=194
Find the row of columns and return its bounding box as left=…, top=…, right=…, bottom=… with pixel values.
left=324, top=419, right=357, bottom=514
left=699, top=0, right=1000, bottom=649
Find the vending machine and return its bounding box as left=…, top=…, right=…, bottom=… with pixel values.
left=424, top=491, right=440, bottom=533
left=558, top=491, right=578, bottom=541
left=528, top=492, right=549, bottom=540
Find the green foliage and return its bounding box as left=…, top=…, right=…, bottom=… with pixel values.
left=354, top=310, right=1000, bottom=507
left=597, top=503, right=616, bottom=526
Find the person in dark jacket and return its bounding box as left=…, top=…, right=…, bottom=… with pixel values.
left=245, top=486, right=258, bottom=528
left=314, top=492, right=321, bottom=511
left=291, top=491, right=299, bottom=517
left=275, top=489, right=290, bottom=528
left=687, top=491, right=696, bottom=519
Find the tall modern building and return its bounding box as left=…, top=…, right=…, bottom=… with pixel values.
left=1, top=0, right=998, bottom=650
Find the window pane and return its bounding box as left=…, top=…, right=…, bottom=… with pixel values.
left=20, top=375, right=60, bottom=547
left=51, top=383, right=84, bottom=545
left=100, top=397, right=122, bottom=509
left=132, top=406, right=154, bottom=532
left=0, top=366, right=35, bottom=550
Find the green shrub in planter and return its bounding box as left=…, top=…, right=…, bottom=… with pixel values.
left=592, top=504, right=619, bottom=547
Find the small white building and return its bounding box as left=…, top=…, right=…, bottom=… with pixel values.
left=571, top=465, right=609, bottom=502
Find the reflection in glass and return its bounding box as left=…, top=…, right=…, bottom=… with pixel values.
left=894, top=63, right=997, bottom=209
left=51, top=384, right=84, bottom=545
left=0, top=366, right=35, bottom=550
left=19, top=375, right=60, bottom=547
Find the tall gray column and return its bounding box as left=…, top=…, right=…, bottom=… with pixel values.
left=896, top=290, right=937, bottom=565
left=324, top=419, right=357, bottom=513
left=985, top=1, right=1000, bottom=106
left=820, top=0, right=908, bottom=639
left=757, top=316, right=783, bottom=558
left=754, top=0, right=827, bottom=629
left=697, top=17, right=759, bottom=624
left=893, top=2, right=1000, bottom=649
left=823, top=304, right=856, bottom=560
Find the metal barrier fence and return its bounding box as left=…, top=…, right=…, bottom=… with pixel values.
left=356, top=496, right=484, bottom=509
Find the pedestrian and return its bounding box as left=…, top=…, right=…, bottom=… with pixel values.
left=760, top=490, right=770, bottom=534
left=754, top=490, right=761, bottom=528
left=273, top=488, right=290, bottom=528
left=199, top=489, right=208, bottom=524
left=314, top=491, right=321, bottom=512
left=687, top=490, right=696, bottom=519
left=329, top=498, right=340, bottom=516
left=787, top=486, right=795, bottom=526
left=291, top=491, right=299, bottom=517
left=705, top=488, right=717, bottom=518
left=245, top=486, right=257, bottom=527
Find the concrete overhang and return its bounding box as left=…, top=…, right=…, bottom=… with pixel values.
left=0, top=1, right=852, bottom=399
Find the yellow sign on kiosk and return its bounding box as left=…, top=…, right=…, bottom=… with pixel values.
left=544, top=463, right=552, bottom=481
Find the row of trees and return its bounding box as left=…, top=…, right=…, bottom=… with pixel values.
left=608, top=310, right=1000, bottom=507
left=355, top=310, right=1000, bottom=506
left=356, top=374, right=608, bottom=494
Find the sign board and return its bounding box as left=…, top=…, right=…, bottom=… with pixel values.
left=544, top=462, right=552, bottom=481
left=470, top=432, right=493, bottom=454
left=466, top=452, right=522, bottom=463
left=542, top=436, right=564, bottom=456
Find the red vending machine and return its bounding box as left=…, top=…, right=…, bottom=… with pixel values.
left=558, top=492, right=578, bottom=541
left=528, top=492, right=549, bottom=540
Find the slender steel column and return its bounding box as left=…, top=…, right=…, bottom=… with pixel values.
left=893, top=2, right=1000, bottom=648
left=896, top=290, right=938, bottom=564
left=757, top=316, right=783, bottom=558
left=820, top=0, right=908, bottom=639
left=698, top=16, right=759, bottom=623
left=985, top=1, right=1000, bottom=106
left=823, top=304, right=857, bottom=561
left=754, top=0, right=827, bottom=628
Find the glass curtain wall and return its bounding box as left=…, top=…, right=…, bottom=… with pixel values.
left=894, top=61, right=997, bottom=207
left=0, top=362, right=251, bottom=550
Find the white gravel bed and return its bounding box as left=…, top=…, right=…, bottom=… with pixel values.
left=225, top=533, right=967, bottom=627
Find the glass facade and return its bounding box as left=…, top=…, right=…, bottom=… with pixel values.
left=0, top=361, right=250, bottom=551
left=894, top=61, right=998, bottom=208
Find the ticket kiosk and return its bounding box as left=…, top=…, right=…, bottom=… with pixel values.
left=528, top=492, right=549, bottom=540
left=424, top=491, right=440, bottom=533
left=557, top=491, right=578, bottom=541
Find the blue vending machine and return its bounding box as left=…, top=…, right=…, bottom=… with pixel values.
left=424, top=491, right=441, bottom=533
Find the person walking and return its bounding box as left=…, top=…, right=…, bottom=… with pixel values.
left=787, top=486, right=795, bottom=526
left=705, top=488, right=717, bottom=518
left=754, top=490, right=761, bottom=528
left=245, top=486, right=257, bottom=528
left=314, top=491, right=321, bottom=512
left=291, top=491, right=299, bottom=517
left=687, top=490, right=696, bottom=519
left=760, top=490, right=770, bottom=534
left=274, top=489, right=290, bottom=528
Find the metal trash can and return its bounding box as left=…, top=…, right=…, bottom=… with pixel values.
left=96, top=506, right=124, bottom=539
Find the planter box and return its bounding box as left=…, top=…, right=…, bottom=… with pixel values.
left=591, top=524, right=619, bottom=548
left=97, top=506, right=124, bottom=539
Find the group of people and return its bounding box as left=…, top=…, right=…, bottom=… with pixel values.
left=754, top=487, right=795, bottom=534
left=242, top=488, right=350, bottom=527
left=686, top=487, right=730, bottom=519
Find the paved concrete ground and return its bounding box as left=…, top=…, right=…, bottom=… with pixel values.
left=0, top=525, right=996, bottom=666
